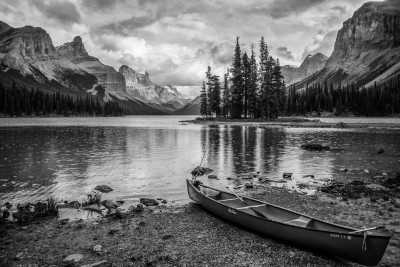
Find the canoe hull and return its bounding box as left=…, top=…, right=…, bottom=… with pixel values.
left=187, top=179, right=391, bottom=266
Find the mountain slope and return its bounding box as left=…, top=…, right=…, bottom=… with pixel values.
left=0, top=21, right=181, bottom=115
left=0, top=21, right=97, bottom=91
left=118, top=65, right=191, bottom=112
left=281, top=53, right=327, bottom=85
left=295, top=1, right=400, bottom=90
left=173, top=96, right=200, bottom=115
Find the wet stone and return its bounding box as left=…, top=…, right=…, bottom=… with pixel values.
left=140, top=198, right=159, bottom=206
left=94, top=185, right=113, bottom=193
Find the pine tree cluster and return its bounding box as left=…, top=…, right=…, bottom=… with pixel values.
left=287, top=76, right=400, bottom=116
left=0, top=81, right=124, bottom=117
left=200, top=36, right=287, bottom=120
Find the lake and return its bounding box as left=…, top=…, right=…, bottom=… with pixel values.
left=1, top=116, right=400, bottom=207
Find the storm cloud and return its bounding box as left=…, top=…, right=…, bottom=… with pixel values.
left=31, top=0, right=81, bottom=25
left=0, top=0, right=375, bottom=87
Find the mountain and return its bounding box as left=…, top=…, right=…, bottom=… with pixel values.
left=118, top=65, right=191, bottom=112
left=281, top=53, right=327, bottom=85
left=0, top=21, right=187, bottom=115
left=173, top=96, right=200, bottom=115
left=0, top=21, right=96, bottom=92
left=57, top=36, right=126, bottom=93
left=295, top=0, right=400, bottom=90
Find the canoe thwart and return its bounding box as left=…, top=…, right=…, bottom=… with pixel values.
left=285, top=216, right=312, bottom=227
left=237, top=204, right=267, bottom=210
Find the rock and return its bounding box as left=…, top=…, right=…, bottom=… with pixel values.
left=303, top=174, right=315, bottom=179
left=59, top=218, right=69, bottom=225
left=288, top=251, right=295, bottom=257
left=339, top=168, right=348, bottom=172
left=63, top=254, right=83, bottom=262
left=226, top=177, right=234, bottom=180
left=336, top=122, right=347, bottom=128
left=129, top=204, right=144, bottom=213
left=3, top=202, right=12, bottom=209
left=14, top=252, right=23, bottom=260
left=157, top=198, right=167, bottom=204
left=93, top=245, right=102, bottom=252
left=80, top=260, right=108, bottom=267
left=208, top=175, right=218, bottom=179
left=191, top=166, right=214, bottom=176
left=108, top=229, right=118, bottom=235
left=20, top=226, right=28, bottom=230
left=244, top=182, right=253, bottom=189
left=283, top=173, right=292, bottom=179
left=140, top=198, right=159, bottom=206
left=162, top=234, right=173, bottom=240
left=237, top=251, right=246, bottom=256
left=101, top=200, right=120, bottom=213
left=301, top=143, right=330, bottom=151
left=94, top=185, right=113, bottom=193
left=364, top=169, right=369, bottom=174
left=377, top=148, right=385, bottom=154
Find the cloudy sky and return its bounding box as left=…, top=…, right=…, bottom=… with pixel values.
left=0, top=0, right=381, bottom=97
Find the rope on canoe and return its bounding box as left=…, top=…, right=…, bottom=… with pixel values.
left=362, top=231, right=368, bottom=251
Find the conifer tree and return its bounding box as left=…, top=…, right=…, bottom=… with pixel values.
left=200, top=81, right=208, bottom=117
left=221, top=70, right=231, bottom=117
left=230, top=36, right=243, bottom=119
left=205, top=66, right=213, bottom=117
left=242, top=52, right=251, bottom=119
left=259, top=37, right=273, bottom=119
left=211, top=75, right=221, bottom=117
left=248, top=44, right=258, bottom=118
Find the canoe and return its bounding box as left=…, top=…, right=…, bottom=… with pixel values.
left=186, top=179, right=392, bottom=266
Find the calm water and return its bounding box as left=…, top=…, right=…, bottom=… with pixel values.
left=1, top=116, right=400, bottom=207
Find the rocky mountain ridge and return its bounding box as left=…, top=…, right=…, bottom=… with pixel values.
left=281, top=53, right=328, bottom=85
left=295, top=0, right=400, bottom=90
left=0, top=21, right=190, bottom=114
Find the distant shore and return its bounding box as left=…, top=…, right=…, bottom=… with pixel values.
left=181, top=117, right=400, bottom=129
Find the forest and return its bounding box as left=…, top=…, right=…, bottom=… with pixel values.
left=0, top=82, right=124, bottom=117
left=200, top=36, right=400, bottom=119
left=287, top=77, right=400, bottom=116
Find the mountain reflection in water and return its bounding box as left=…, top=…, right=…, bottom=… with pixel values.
left=1, top=118, right=399, bottom=207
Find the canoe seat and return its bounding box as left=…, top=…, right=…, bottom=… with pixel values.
left=285, top=216, right=312, bottom=227
left=200, top=186, right=221, bottom=198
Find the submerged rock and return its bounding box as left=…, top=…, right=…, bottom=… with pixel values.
left=208, top=175, right=218, bottom=179
left=94, top=185, right=113, bottom=193
left=301, top=143, right=330, bottom=151
left=283, top=173, right=292, bottom=179
left=140, top=198, right=159, bottom=206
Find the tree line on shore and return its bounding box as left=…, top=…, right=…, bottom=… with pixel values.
left=200, top=36, right=287, bottom=120
left=287, top=75, right=400, bottom=116
left=0, top=82, right=124, bottom=117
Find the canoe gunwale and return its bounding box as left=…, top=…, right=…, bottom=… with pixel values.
left=189, top=179, right=392, bottom=239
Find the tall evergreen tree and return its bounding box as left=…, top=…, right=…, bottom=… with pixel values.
left=230, top=36, right=243, bottom=119
left=221, top=69, right=231, bottom=117
left=259, top=37, right=274, bottom=120
left=248, top=44, right=258, bottom=118
left=242, top=52, right=251, bottom=119
left=200, top=81, right=208, bottom=117
left=211, top=75, right=221, bottom=117
left=205, top=66, right=213, bottom=117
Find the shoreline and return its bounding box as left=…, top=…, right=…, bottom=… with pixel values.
left=1, top=183, right=399, bottom=267
left=180, top=117, right=400, bottom=129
